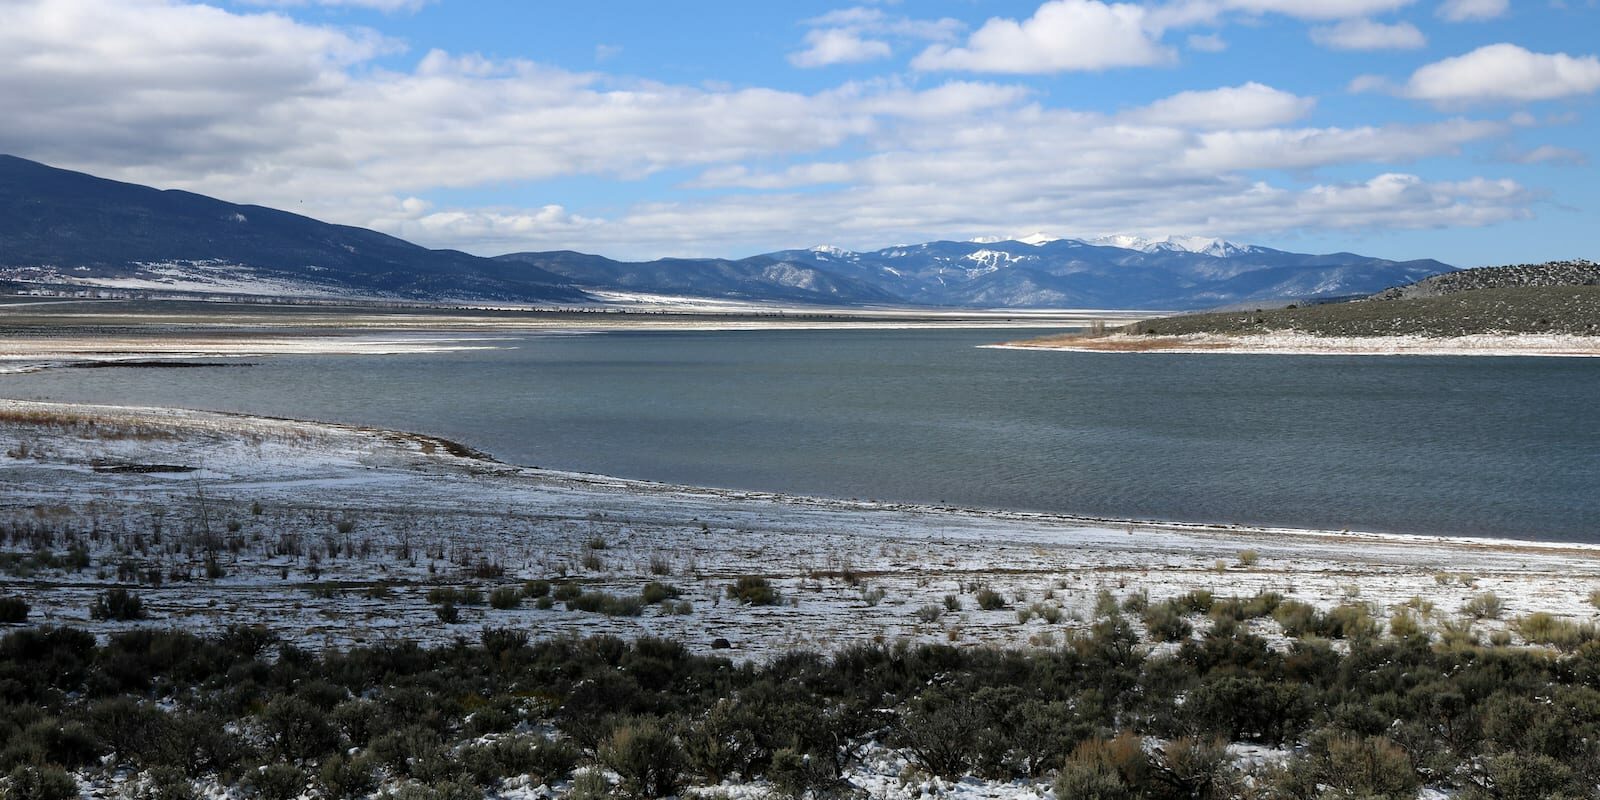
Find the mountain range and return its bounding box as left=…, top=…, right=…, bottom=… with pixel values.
left=0, top=155, right=1453, bottom=310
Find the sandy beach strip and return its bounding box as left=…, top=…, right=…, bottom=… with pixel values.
left=991, top=331, right=1600, bottom=357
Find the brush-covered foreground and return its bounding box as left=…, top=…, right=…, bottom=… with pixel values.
left=3, top=621, right=1600, bottom=800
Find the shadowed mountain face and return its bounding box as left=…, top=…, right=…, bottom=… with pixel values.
left=2, top=154, right=1452, bottom=309
left=0, top=155, right=590, bottom=303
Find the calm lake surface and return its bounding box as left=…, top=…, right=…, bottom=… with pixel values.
left=6, top=328, right=1597, bottom=541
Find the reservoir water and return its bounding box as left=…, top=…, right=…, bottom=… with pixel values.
left=5, top=328, right=1596, bottom=541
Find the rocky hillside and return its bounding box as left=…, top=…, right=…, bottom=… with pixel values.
left=1370, top=259, right=1600, bottom=301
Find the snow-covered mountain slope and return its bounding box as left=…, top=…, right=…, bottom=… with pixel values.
left=2, top=154, right=1453, bottom=310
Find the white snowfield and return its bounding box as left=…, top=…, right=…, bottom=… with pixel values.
left=3, top=398, right=1598, bottom=659
left=993, top=331, right=1600, bottom=357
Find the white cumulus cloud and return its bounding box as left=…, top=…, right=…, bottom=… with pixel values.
left=1310, top=19, right=1426, bottom=50
left=1217, top=0, right=1417, bottom=19
left=789, top=28, right=893, bottom=67
left=1403, top=44, right=1600, bottom=104
left=1436, top=0, right=1509, bottom=21
left=1122, top=83, right=1316, bottom=129
left=912, top=0, right=1173, bottom=73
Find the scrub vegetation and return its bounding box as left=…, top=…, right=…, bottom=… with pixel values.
left=5, top=605, right=1600, bottom=800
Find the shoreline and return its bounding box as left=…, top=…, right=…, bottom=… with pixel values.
left=4, top=397, right=1599, bottom=657
left=992, top=331, right=1600, bottom=357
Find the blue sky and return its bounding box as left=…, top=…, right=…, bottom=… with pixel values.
left=1, top=0, right=1597, bottom=265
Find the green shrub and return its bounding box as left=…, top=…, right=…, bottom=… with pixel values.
left=90, top=588, right=146, bottom=621
left=915, top=604, right=944, bottom=623
left=1142, top=602, right=1192, bottom=643
left=1389, top=610, right=1425, bottom=640
left=552, top=582, right=583, bottom=601
left=566, top=770, right=611, bottom=800
left=1052, top=736, right=1146, bottom=800
left=488, top=586, right=521, bottom=609
left=318, top=754, right=377, bottom=800
left=975, top=587, right=1006, bottom=610
left=682, top=700, right=762, bottom=783
left=1515, top=612, right=1596, bottom=650
left=1275, top=734, right=1418, bottom=800
left=136, top=767, right=201, bottom=800
left=463, top=735, right=577, bottom=788
left=1210, top=592, right=1282, bottom=621
left=262, top=695, right=340, bottom=761
left=1462, top=591, right=1504, bottom=620
left=767, top=747, right=840, bottom=799
left=424, top=587, right=483, bottom=606
left=943, top=594, right=962, bottom=612
left=523, top=579, right=551, bottom=598
left=726, top=576, right=780, bottom=606
left=599, top=718, right=687, bottom=800
left=0, top=598, right=27, bottom=624
left=1475, top=752, right=1588, bottom=800
left=1273, top=599, right=1319, bottom=637
left=1321, top=604, right=1378, bottom=640
left=434, top=603, right=460, bottom=624
left=640, top=582, right=681, bottom=605
left=1172, top=590, right=1214, bottom=614
left=567, top=591, right=644, bottom=617
left=242, top=764, right=307, bottom=800
left=1, top=765, right=77, bottom=800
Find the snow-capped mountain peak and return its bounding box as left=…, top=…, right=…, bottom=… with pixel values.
left=967, top=232, right=1060, bottom=246
left=1089, top=234, right=1258, bottom=257
left=808, top=245, right=855, bottom=259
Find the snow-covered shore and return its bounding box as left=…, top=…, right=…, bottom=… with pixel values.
left=3, top=398, right=1598, bottom=657
left=992, top=331, right=1600, bottom=357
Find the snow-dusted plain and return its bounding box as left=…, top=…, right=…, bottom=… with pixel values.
left=5, top=398, right=1598, bottom=657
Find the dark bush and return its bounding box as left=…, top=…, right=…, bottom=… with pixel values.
left=261, top=695, right=341, bottom=761
left=136, top=767, right=201, bottom=800
left=1275, top=733, right=1418, bottom=800
left=523, top=579, right=551, bottom=598
left=317, top=754, right=377, bottom=800
left=1, top=765, right=77, bottom=800
left=683, top=699, right=763, bottom=782
left=727, top=576, right=781, bottom=606
left=90, top=588, right=146, bottom=621
left=599, top=718, right=688, bottom=800
left=893, top=689, right=985, bottom=778
left=1142, top=602, right=1192, bottom=643
left=2, top=719, right=101, bottom=770
left=767, top=747, right=843, bottom=799
left=1052, top=736, right=1147, bottom=800
left=974, top=587, right=1006, bottom=610
left=0, top=598, right=27, bottom=625
left=640, top=581, right=681, bottom=605
left=567, top=591, right=644, bottom=617
left=488, top=586, right=521, bottom=609
left=462, top=735, right=577, bottom=788
left=241, top=764, right=307, bottom=800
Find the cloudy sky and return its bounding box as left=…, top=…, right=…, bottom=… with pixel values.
left=2, top=0, right=1596, bottom=264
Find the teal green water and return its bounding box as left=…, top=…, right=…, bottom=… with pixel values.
left=5, top=328, right=1596, bottom=541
